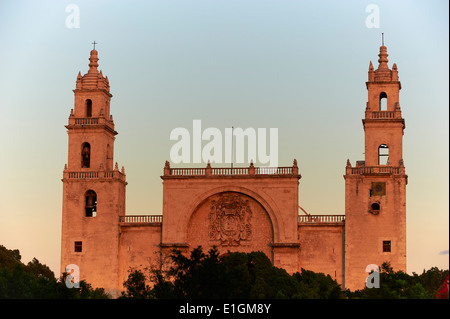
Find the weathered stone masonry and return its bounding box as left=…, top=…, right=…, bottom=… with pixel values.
left=60, top=45, right=407, bottom=296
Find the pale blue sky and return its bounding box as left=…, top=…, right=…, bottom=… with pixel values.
left=0, top=0, right=448, bottom=276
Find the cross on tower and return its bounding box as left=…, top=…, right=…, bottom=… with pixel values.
left=92, top=41, right=98, bottom=50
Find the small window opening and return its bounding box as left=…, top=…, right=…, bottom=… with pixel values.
left=86, top=99, right=92, bottom=117
left=378, top=144, right=389, bottom=165
left=85, top=190, right=97, bottom=217
left=74, top=241, right=82, bottom=252
left=370, top=202, right=380, bottom=215
left=382, top=240, right=391, bottom=252
left=379, top=92, right=387, bottom=111
left=81, top=142, right=91, bottom=168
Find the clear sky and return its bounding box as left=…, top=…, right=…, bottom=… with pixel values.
left=0, top=0, right=448, bottom=277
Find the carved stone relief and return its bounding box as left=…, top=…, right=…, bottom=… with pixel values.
left=208, top=193, right=252, bottom=246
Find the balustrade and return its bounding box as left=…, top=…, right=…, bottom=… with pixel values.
left=168, top=166, right=294, bottom=176
left=348, top=166, right=403, bottom=175
left=370, top=111, right=396, bottom=119
left=119, top=215, right=162, bottom=224
left=298, top=215, right=345, bottom=223
left=65, top=170, right=125, bottom=181
left=75, top=118, right=99, bottom=125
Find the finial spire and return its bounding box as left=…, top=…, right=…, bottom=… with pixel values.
left=382, top=33, right=384, bottom=46
left=92, top=41, right=98, bottom=50
left=88, top=47, right=99, bottom=73
left=377, top=45, right=389, bottom=69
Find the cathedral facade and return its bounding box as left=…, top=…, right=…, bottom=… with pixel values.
left=60, top=45, right=407, bottom=296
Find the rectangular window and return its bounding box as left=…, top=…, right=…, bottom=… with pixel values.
left=74, top=241, right=82, bottom=252
left=382, top=240, right=391, bottom=252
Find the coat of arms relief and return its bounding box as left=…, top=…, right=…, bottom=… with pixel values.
left=208, top=193, right=252, bottom=246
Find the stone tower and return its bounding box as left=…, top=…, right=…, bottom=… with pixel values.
left=344, top=45, right=407, bottom=290
left=60, top=48, right=126, bottom=295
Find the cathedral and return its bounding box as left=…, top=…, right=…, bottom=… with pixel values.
left=60, top=44, right=407, bottom=296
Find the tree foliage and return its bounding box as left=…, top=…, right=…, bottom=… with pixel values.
left=346, top=262, right=449, bottom=299
left=121, top=247, right=449, bottom=299
left=2, top=243, right=447, bottom=299
left=0, top=244, right=110, bottom=298
left=121, top=246, right=345, bottom=299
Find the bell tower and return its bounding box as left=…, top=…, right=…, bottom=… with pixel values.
left=60, top=47, right=127, bottom=296
left=344, top=44, right=407, bottom=290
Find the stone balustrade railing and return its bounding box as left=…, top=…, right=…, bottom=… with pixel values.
left=63, top=169, right=126, bottom=182
left=118, top=214, right=344, bottom=225
left=346, top=165, right=405, bottom=175
left=119, top=215, right=162, bottom=224
left=298, top=215, right=345, bottom=224
left=165, top=165, right=298, bottom=177
left=366, top=109, right=402, bottom=120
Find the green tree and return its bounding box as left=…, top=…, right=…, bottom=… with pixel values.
left=293, top=269, right=344, bottom=299
left=167, top=246, right=229, bottom=298
left=148, top=268, right=176, bottom=299
left=347, top=262, right=437, bottom=299
left=121, top=248, right=448, bottom=299
left=0, top=245, right=22, bottom=270
left=245, top=251, right=301, bottom=299
left=120, top=268, right=151, bottom=299
left=126, top=246, right=344, bottom=299
left=0, top=244, right=110, bottom=298
left=413, top=267, right=449, bottom=298
left=26, top=257, right=55, bottom=281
